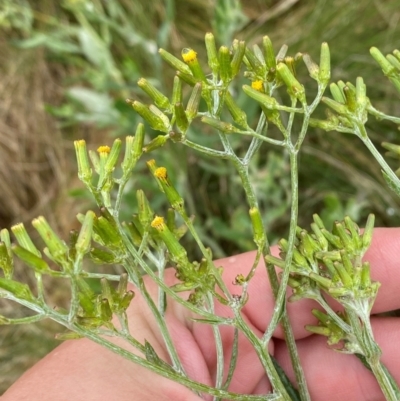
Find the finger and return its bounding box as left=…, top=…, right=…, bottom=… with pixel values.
left=274, top=317, right=400, bottom=401
left=2, top=338, right=203, bottom=401
left=363, top=227, right=400, bottom=313
left=217, top=251, right=322, bottom=340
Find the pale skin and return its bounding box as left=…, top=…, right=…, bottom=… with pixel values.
left=2, top=228, right=400, bottom=401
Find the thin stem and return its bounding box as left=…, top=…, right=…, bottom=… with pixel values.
left=367, top=104, right=400, bottom=124
left=206, top=294, right=224, bottom=400
left=222, top=328, right=239, bottom=392
left=124, top=258, right=185, bottom=375
left=234, top=312, right=290, bottom=400
left=315, top=294, right=351, bottom=333
left=182, top=139, right=229, bottom=158
left=356, top=122, right=400, bottom=189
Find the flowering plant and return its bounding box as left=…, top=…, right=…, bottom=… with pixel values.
left=1, top=33, right=400, bottom=400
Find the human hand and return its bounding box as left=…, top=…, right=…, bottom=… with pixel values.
left=3, top=228, right=400, bottom=401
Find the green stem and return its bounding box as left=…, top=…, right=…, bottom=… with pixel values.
left=234, top=312, right=291, bottom=400
left=124, top=259, right=185, bottom=375
left=356, top=122, right=400, bottom=189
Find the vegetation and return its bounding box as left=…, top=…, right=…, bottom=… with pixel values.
left=1, top=0, right=400, bottom=396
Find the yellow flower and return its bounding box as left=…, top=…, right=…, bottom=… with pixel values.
left=182, top=48, right=197, bottom=64
left=97, top=145, right=111, bottom=154
left=154, top=167, right=167, bottom=180
left=151, top=216, right=165, bottom=230
left=251, top=80, right=264, bottom=92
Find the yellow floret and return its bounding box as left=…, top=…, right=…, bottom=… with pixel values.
left=251, top=80, right=264, bottom=92
left=182, top=48, right=197, bottom=64
left=97, top=145, right=111, bottom=154
left=154, top=167, right=167, bottom=179
left=151, top=215, right=165, bottom=229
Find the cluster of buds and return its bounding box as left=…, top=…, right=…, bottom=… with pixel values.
left=266, top=214, right=379, bottom=309
left=74, top=124, right=144, bottom=204
left=309, top=77, right=370, bottom=133
left=73, top=273, right=134, bottom=330
left=370, top=47, right=400, bottom=94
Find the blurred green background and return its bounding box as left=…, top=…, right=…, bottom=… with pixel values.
left=1, top=0, right=400, bottom=393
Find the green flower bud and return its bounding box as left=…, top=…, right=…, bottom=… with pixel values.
left=176, top=70, right=198, bottom=86
left=11, top=223, right=41, bottom=257
left=32, top=216, right=68, bottom=261
left=224, top=91, right=248, bottom=128
left=186, top=82, right=202, bottom=121
left=334, top=222, right=353, bottom=250
left=12, top=244, right=50, bottom=274
left=88, top=149, right=100, bottom=174
left=329, top=83, right=346, bottom=103
left=309, top=272, right=332, bottom=289
left=152, top=167, right=185, bottom=212
left=0, top=242, right=13, bottom=279
left=117, top=273, right=128, bottom=297
left=262, top=36, right=276, bottom=70
left=305, top=325, right=331, bottom=337
left=100, top=277, right=114, bottom=306
left=166, top=208, right=176, bottom=233
left=340, top=250, right=354, bottom=275
left=128, top=100, right=169, bottom=132
left=344, top=216, right=361, bottom=249
left=355, top=77, right=367, bottom=108
left=0, top=277, right=34, bottom=301
left=120, top=290, right=135, bottom=310
left=136, top=189, right=154, bottom=228
left=310, top=223, right=328, bottom=250
left=74, top=140, right=92, bottom=183
left=322, top=257, right=338, bottom=278
left=158, top=48, right=191, bottom=75
left=322, top=96, right=349, bottom=115
left=264, top=254, right=285, bottom=269
left=244, top=46, right=264, bottom=75
left=249, top=207, right=265, bottom=248
left=171, top=76, right=183, bottom=105
left=219, top=46, right=232, bottom=83
left=284, top=56, right=296, bottom=78
left=201, top=116, right=235, bottom=133
left=319, top=42, right=331, bottom=84
left=143, top=135, right=168, bottom=153
left=276, top=62, right=306, bottom=104
left=370, top=47, right=395, bottom=76
left=90, top=247, right=118, bottom=264
left=313, top=214, right=326, bottom=230
left=94, top=216, right=123, bottom=250
left=104, top=139, right=122, bottom=174
left=137, top=78, right=170, bottom=109
left=231, top=40, right=246, bottom=77
left=333, top=261, right=353, bottom=287
left=76, top=210, right=95, bottom=257
left=123, top=221, right=142, bottom=247
left=181, top=48, right=207, bottom=82
left=320, top=228, right=342, bottom=249
left=174, top=102, right=189, bottom=134
left=309, top=118, right=339, bottom=132
left=242, top=85, right=278, bottom=108
left=360, top=261, right=371, bottom=289
left=205, top=32, right=219, bottom=75
left=362, top=213, right=375, bottom=251
left=343, top=86, right=357, bottom=112
left=151, top=216, right=188, bottom=265
left=121, top=124, right=144, bottom=174
left=99, top=298, right=113, bottom=321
